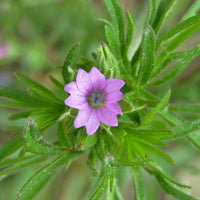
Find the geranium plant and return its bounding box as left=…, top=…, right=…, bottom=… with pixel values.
left=0, top=0, right=200, bottom=199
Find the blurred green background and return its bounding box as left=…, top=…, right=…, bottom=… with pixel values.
left=0, top=0, right=200, bottom=199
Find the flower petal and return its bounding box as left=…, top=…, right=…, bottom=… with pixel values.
left=105, top=103, right=122, bottom=115
left=76, top=69, right=92, bottom=93
left=85, top=109, right=100, bottom=135
left=64, top=81, right=84, bottom=96
left=74, top=106, right=92, bottom=128
left=90, top=67, right=106, bottom=91
left=104, top=91, right=123, bottom=104
left=64, top=95, right=88, bottom=109
left=104, top=78, right=125, bottom=94
left=97, top=106, right=118, bottom=126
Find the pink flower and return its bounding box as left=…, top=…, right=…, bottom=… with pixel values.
left=64, top=67, right=125, bottom=135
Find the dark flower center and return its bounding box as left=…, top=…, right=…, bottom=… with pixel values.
left=88, top=91, right=104, bottom=108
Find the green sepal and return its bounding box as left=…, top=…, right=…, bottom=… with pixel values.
left=62, top=42, right=80, bottom=83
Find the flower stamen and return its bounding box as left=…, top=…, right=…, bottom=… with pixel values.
left=88, top=91, right=104, bottom=108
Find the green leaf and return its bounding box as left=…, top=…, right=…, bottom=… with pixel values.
left=16, top=153, right=78, bottom=200
left=132, top=129, right=172, bottom=136
left=146, top=162, right=197, bottom=200
left=141, top=89, right=171, bottom=126
left=0, top=86, right=41, bottom=104
left=125, top=11, right=134, bottom=54
left=152, top=0, right=175, bottom=33
left=0, top=155, right=46, bottom=176
left=128, top=130, right=167, bottom=147
left=104, top=0, right=125, bottom=54
left=0, top=133, right=23, bottom=162
left=187, top=130, right=200, bottom=151
left=62, top=43, right=80, bottom=83
left=9, top=110, right=32, bottom=121
left=24, top=119, right=63, bottom=154
left=169, top=104, right=200, bottom=113
left=161, top=120, right=200, bottom=141
left=49, top=75, right=64, bottom=89
left=155, top=175, right=197, bottom=200
left=160, top=109, right=200, bottom=150
left=137, top=25, right=155, bottom=87
left=147, top=162, right=192, bottom=189
left=56, top=121, right=71, bottom=148
left=151, top=46, right=200, bottom=85
left=182, top=1, right=200, bottom=21
left=156, top=13, right=200, bottom=49
left=88, top=174, right=109, bottom=200
left=131, top=168, right=145, bottom=200
left=140, top=141, right=174, bottom=165
left=15, top=73, right=62, bottom=104
left=152, top=48, right=195, bottom=78
left=156, top=23, right=200, bottom=65
left=105, top=25, right=121, bottom=60
left=146, top=0, right=156, bottom=25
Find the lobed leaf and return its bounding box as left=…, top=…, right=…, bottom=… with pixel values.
left=161, top=120, right=200, bottom=141
left=15, top=73, right=62, bottom=104
left=160, top=108, right=200, bottom=150
left=0, top=86, right=41, bottom=104
left=137, top=25, right=155, bottom=87
left=146, top=163, right=197, bottom=200
left=152, top=48, right=195, bottom=78
left=156, top=23, right=200, bottom=65
left=156, top=13, right=200, bottom=49
left=150, top=46, right=200, bottom=85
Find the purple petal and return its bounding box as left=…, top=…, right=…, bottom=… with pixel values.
left=89, top=67, right=106, bottom=91
left=104, top=78, right=125, bottom=94
left=85, top=109, right=100, bottom=135
left=97, top=106, right=118, bottom=126
left=104, top=91, right=123, bottom=104
left=64, top=95, right=88, bottom=109
left=74, top=106, right=92, bottom=128
left=105, top=103, right=122, bottom=115
left=76, top=69, right=92, bottom=93
left=64, top=81, right=84, bottom=96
